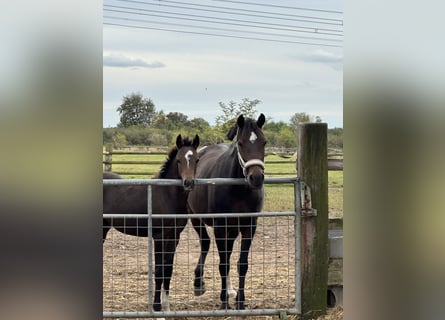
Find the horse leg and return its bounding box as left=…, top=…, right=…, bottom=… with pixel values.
left=236, top=223, right=257, bottom=310
left=226, top=274, right=237, bottom=299
left=191, top=218, right=210, bottom=296
left=215, top=226, right=236, bottom=310
left=153, top=239, right=164, bottom=312
left=160, top=236, right=181, bottom=312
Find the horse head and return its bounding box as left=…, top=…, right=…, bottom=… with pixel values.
left=175, top=134, right=200, bottom=191
left=227, top=113, right=266, bottom=189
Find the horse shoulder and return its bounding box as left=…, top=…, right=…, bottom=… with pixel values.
left=197, top=144, right=232, bottom=176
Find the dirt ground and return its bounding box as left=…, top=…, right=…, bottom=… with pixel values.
left=103, top=149, right=343, bottom=320
left=103, top=216, right=341, bottom=319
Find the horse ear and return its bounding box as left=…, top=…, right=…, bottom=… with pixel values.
left=237, top=114, right=245, bottom=128
left=176, top=134, right=183, bottom=149
left=227, top=124, right=237, bottom=141
left=192, top=134, right=200, bottom=148
left=227, top=115, right=244, bottom=140
left=257, top=113, right=265, bottom=128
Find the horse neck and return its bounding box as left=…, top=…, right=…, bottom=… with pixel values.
left=155, top=148, right=180, bottom=180
left=226, top=144, right=245, bottom=178
left=162, top=160, right=180, bottom=180
left=153, top=154, right=187, bottom=211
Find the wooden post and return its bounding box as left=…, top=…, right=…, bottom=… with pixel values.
left=297, top=123, right=329, bottom=319
left=104, top=143, right=113, bottom=172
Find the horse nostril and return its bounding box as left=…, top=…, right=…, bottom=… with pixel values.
left=183, top=179, right=194, bottom=190
left=248, top=174, right=264, bottom=188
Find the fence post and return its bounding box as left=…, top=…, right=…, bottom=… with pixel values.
left=297, top=123, right=329, bottom=319
left=104, top=143, right=113, bottom=172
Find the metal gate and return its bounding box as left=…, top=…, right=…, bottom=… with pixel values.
left=103, top=177, right=313, bottom=318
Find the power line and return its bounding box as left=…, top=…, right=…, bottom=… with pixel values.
left=117, top=0, right=343, bottom=25
left=104, top=0, right=343, bottom=47
left=104, top=21, right=343, bottom=47
left=106, top=4, right=343, bottom=34
left=104, top=13, right=342, bottom=43
left=104, top=4, right=343, bottom=36
left=213, top=0, right=343, bottom=15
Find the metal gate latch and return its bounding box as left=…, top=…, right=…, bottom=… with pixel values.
left=300, top=181, right=317, bottom=217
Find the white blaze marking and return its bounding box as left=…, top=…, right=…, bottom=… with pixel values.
left=249, top=131, right=257, bottom=144
left=184, top=150, right=193, bottom=167
left=161, top=288, right=170, bottom=311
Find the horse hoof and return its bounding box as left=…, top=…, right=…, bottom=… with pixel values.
left=194, top=285, right=206, bottom=296
left=220, top=304, right=232, bottom=310
left=228, top=288, right=237, bottom=299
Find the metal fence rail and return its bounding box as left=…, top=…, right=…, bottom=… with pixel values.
left=103, top=177, right=305, bottom=318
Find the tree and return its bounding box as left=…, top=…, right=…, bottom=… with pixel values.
left=289, top=112, right=323, bottom=144
left=263, top=121, right=296, bottom=148
left=290, top=112, right=311, bottom=128
left=289, top=112, right=322, bottom=132
left=215, top=98, right=262, bottom=135
left=151, top=110, right=166, bottom=129
left=264, top=120, right=289, bottom=133
left=328, top=127, right=343, bottom=150
left=189, top=117, right=211, bottom=132
left=117, top=92, right=157, bottom=128
left=165, top=112, right=189, bottom=130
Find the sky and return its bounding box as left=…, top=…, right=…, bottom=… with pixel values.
left=103, top=0, right=343, bottom=128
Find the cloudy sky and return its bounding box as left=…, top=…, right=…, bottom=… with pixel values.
left=103, top=0, right=343, bottom=128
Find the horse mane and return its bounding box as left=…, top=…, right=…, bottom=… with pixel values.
left=157, top=137, right=194, bottom=178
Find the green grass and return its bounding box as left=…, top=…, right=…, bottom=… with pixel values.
left=263, top=171, right=343, bottom=219
left=265, top=155, right=297, bottom=176
left=327, top=171, right=344, bottom=218
left=264, top=155, right=343, bottom=218
left=103, top=152, right=343, bottom=218
left=104, top=153, right=167, bottom=178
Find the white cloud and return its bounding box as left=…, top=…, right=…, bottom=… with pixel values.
left=298, top=49, right=343, bottom=71
left=103, top=53, right=165, bottom=69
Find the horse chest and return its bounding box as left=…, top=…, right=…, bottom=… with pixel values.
left=211, top=186, right=263, bottom=213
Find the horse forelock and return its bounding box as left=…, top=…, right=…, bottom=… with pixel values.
left=180, top=137, right=194, bottom=147
left=236, top=117, right=263, bottom=138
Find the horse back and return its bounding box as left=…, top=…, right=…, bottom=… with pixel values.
left=195, top=144, right=230, bottom=177
left=103, top=171, right=122, bottom=179
left=103, top=173, right=186, bottom=237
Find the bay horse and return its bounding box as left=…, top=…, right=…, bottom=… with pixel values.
left=103, top=134, right=200, bottom=312
left=187, top=114, right=266, bottom=310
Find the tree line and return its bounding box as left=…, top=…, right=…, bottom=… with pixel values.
left=103, top=92, right=343, bottom=151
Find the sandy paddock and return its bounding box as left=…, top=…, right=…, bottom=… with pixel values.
left=103, top=216, right=297, bottom=319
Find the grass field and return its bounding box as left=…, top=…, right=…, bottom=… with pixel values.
left=103, top=153, right=343, bottom=218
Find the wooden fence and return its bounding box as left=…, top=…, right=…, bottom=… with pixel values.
left=103, top=145, right=343, bottom=176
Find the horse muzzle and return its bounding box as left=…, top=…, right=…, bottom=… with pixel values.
left=246, top=169, right=264, bottom=189
left=182, top=178, right=195, bottom=191
left=242, top=159, right=265, bottom=189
